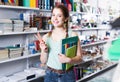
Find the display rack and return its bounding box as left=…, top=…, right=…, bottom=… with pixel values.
left=74, top=28, right=117, bottom=81
left=70, top=9, right=117, bottom=81
left=0, top=5, right=49, bottom=79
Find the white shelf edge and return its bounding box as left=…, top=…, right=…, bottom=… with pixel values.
left=0, top=53, right=40, bottom=64
left=83, top=55, right=102, bottom=62
left=0, top=5, right=39, bottom=10
left=0, top=5, right=52, bottom=12
left=70, top=11, right=88, bottom=15
left=70, top=11, right=103, bottom=16
left=72, top=27, right=110, bottom=31
left=81, top=40, right=107, bottom=47
left=75, top=55, right=102, bottom=65
left=39, top=9, right=51, bottom=12
left=27, top=74, right=45, bottom=81
left=81, top=38, right=117, bottom=47
left=76, top=63, right=117, bottom=82
left=0, top=30, right=50, bottom=36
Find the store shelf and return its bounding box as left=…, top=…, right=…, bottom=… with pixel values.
left=0, top=53, right=40, bottom=64
left=76, top=63, right=118, bottom=82
left=27, top=73, right=45, bottom=82
left=81, top=40, right=107, bottom=47
left=81, top=38, right=117, bottom=47
left=0, top=5, right=52, bottom=12
left=6, top=68, right=45, bottom=82
left=75, top=55, right=102, bottom=66
left=70, top=11, right=102, bottom=16
left=72, top=27, right=110, bottom=31
left=0, top=5, right=39, bottom=10
left=70, top=11, right=86, bottom=15
left=0, top=4, right=51, bottom=77
left=83, top=55, right=102, bottom=62
left=0, top=30, right=50, bottom=36
left=39, top=9, right=51, bottom=12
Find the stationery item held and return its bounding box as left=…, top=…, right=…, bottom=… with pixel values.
left=61, top=36, right=78, bottom=70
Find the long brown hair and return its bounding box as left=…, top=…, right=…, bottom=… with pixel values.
left=48, top=4, right=69, bottom=38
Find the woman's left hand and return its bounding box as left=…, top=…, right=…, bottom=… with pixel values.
left=58, top=53, right=71, bottom=63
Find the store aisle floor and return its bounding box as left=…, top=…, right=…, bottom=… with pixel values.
left=88, top=67, right=116, bottom=82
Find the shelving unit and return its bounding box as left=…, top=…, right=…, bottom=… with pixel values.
left=0, top=5, right=49, bottom=80
left=70, top=9, right=117, bottom=81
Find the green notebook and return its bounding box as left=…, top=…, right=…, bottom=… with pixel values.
left=61, top=36, right=78, bottom=70
left=65, top=45, right=77, bottom=70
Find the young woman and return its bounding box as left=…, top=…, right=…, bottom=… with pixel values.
left=35, top=4, right=82, bottom=82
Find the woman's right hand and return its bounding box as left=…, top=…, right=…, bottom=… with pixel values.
left=35, top=33, right=48, bottom=53
left=39, top=40, right=48, bottom=52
